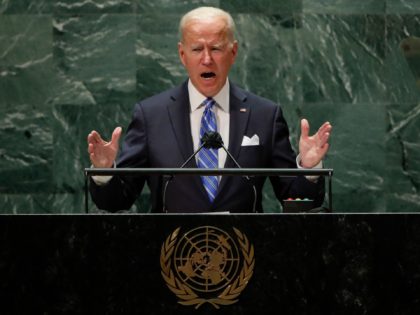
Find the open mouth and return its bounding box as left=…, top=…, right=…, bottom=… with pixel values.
left=201, top=72, right=216, bottom=79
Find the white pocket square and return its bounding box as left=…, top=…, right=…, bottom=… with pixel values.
left=241, top=134, right=259, bottom=146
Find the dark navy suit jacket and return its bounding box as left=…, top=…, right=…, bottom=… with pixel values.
left=90, top=81, right=324, bottom=212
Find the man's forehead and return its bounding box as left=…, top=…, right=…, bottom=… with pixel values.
left=184, top=16, right=227, bottom=28
left=183, top=18, right=228, bottom=35
left=183, top=28, right=229, bottom=44
left=188, top=38, right=227, bottom=46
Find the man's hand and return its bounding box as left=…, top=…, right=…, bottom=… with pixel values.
left=87, top=127, right=122, bottom=168
left=299, top=119, right=332, bottom=168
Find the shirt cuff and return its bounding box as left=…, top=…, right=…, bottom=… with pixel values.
left=296, top=155, right=322, bottom=182
left=91, top=162, right=115, bottom=186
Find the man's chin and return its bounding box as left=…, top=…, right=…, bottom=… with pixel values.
left=195, top=80, right=222, bottom=96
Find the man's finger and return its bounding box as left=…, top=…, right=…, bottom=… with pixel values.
left=88, top=130, right=103, bottom=144
left=111, top=127, right=122, bottom=146
left=319, top=143, right=329, bottom=156
left=87, top=132, right=94, bottom=144
left=88, top=143, right=94, bottom=154
left=319, top=132, right=330, bottom=147
left=89, top=152, right=100, bottom=167
left=300, top=118, right=310, bottom=139
left=317, top=122, right=332, bottom=135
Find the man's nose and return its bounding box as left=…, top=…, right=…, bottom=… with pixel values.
left=202, top=49, right=213, bottom=65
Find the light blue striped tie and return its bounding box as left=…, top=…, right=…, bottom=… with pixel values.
left=197, top=97, right=218, bottom=202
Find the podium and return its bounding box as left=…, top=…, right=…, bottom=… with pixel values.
left=0, top=213, right=420, bottom=314
left=84, top=167, right=334, bottom=213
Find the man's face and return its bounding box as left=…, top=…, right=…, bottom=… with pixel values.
left=178, top=17, right=238, bottom=97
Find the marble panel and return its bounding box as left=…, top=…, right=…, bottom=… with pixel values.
left=136, top=13, right=185, bottom=99
left=385, top=14, right=420, bottom=104
left=298, top=103, right=387, bottom=212
left=0, top=193, right=83, bottom=214
left=221, top=0, right=302, bottom=14
left=230, top=14, right=303, bottom=105
left=52, top=104, right=132, bottom=191
left=0, top=0, right=53, bottom=14
left=0, top=105, right=52, bottom=194
left=387, top=0, right=420, bottom=14
left=0, top=15, right=54, bottom=194
left=54, top=0, right=135, bottom=14
left=303, top=0, right=385, bottom=14
left=385, top=14, right=420, bottom=210
left=136, top=0, right=219, bottom=14
left=52, top=104, right=152, bottom=213
left=386, top=103, right=420, bottom=211
left=0, top=15, right=56, bottom=106
left=53, top=14, right=137, bottom=107
left=0, top=16, right=98, bottom=107
left=298, top=14, right=387, bottom=104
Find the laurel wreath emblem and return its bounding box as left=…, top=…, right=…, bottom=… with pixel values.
left=160, top=226, right=255, bottom=309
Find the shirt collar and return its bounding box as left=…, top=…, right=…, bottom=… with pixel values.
left=188, top=79, right=230, bottom=113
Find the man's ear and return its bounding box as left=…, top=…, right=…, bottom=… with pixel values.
left=231, top=40, right=238, bottom=63
left=178, top=42, right=186, bottom=67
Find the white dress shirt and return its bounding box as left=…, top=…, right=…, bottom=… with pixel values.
left=188, top=79, right=230, bottom=168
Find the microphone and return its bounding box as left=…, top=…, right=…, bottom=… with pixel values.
left=201, top=131, right=223, bottom=149
left=203, top=132, right=258, bottom=213
left=162, top=133, right=209, bottom=212
left=162, top=131, right=258, bottom=213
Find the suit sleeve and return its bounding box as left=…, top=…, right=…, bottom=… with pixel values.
left=89, top=103, right=148, bottom=211
left=269, top=106, right=325, bottom=207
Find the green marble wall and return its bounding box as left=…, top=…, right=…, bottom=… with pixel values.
left=0, top=0, right=419, bottom=213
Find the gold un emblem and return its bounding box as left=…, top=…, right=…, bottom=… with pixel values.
left=160, top=226, right=255, bottom=309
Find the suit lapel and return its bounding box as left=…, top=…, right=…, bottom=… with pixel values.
left=166, top=81, right=210, bottom=206
left=226, top=83, right=250, bottom=168
left=166, top=81, right=195, bottom=166
left=215, top=83, right=250, bottom=204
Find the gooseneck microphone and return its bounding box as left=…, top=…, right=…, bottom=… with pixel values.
left=200, top=131, right=224, bottom=150
left=162, top=137, right=208, bottom=212
left=203, top=132, right=258, bottom=213
left=162, top=131, right=258, bottom=213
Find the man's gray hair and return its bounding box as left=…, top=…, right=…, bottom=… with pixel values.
left=179, top=7, right=236, bottom=43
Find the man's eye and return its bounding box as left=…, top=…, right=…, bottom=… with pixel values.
left=192, top=48, right=202, bottom=52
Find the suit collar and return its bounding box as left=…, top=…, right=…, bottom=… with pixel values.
left=226, top=82, right=250, bottom=167
left=187, top=79, right=230, bottom=113
left=167, top=80, right=249, bottom=165
left=166, top=81, right=195, bottom=164
left=166, top=81, right=211, bottom=205
left=214, top=82, right=251, bottom=206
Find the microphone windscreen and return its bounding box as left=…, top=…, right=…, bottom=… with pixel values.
left=202, top=131, right=224, bottom=149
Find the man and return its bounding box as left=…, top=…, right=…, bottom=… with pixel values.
left=88, top=7, right=332, bottom=213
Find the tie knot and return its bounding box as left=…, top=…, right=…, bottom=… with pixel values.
left=203, top=97, right=216, bottom=110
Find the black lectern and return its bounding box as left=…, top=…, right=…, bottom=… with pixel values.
left=1, top=213, right=420, bottom=314
left=84, top=168, right=334, bottom=213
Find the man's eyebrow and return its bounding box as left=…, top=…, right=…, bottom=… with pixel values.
left=189, top=42, right=226, bottom=49
left=212, top=43, right=225, bottom=48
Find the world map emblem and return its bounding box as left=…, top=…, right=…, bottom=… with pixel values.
left=160, top=226, right=255, bottom=309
